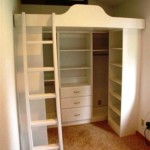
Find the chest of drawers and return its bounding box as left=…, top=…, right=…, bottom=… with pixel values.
left=60, top=86, right=92, bottom=123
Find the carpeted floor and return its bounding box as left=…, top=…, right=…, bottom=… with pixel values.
left=48, top=121, right=150, bottom=150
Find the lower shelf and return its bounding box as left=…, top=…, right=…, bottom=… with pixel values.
left=108, top=116, right=120, bottom=135
left=92, top=106, right=108, bottom=122
left=108, top=108, right=120, bottom=136
left=33, top=143, right=59, bottom=150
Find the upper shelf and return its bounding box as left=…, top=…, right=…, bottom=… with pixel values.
left=14, top=5, right=145, bottom=29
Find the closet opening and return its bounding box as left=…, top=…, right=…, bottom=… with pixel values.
left=92, top=32, right=109, bottom=122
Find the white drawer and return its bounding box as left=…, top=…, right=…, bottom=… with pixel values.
left=61, top=96, right=92, bottom=109
left=60, top=86, right=91, bottom=98
left=62, top=107, right=92, bottom=123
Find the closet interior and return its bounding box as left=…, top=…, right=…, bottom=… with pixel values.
left=42, top=30, right=109, bottom=124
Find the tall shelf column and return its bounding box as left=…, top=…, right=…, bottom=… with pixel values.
left=108, top=29, right=141, bottom=137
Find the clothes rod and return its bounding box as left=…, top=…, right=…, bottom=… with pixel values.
left=93, top=53, right=109, bottom=56
left=93, top=50, right=109, bottom=56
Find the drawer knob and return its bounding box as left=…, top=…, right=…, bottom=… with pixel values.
left=74, top=102, right=80, bottom=104
left=74, top=114, right=80, bottom=117
left=74, top=91, right=80, bottom=94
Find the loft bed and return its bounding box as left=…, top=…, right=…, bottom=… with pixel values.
left=14, top=4, right=145, bottom=150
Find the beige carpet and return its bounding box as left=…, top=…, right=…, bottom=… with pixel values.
left=48, top=121, right=150, bottom=150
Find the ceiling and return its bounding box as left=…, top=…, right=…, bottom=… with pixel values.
left=98, top=0, right=129, bottom=6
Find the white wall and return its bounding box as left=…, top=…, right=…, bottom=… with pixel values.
left=21, top=0, right=113, bottom=15
left=113, top=0, right=150, bottom=138
left=0, top=0, right=20, bottom=149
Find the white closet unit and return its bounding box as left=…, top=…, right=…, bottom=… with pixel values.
left=15, top=5, right=145, bottom=149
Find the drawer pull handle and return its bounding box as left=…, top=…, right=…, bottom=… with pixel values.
left=74, top=91, right=80, bottom=94
left=74, top=102, right=80, bottom=104
left=74, top=114, right=80, bottom=117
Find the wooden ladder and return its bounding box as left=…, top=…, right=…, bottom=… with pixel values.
left=22, top=12, right=63, bottom=150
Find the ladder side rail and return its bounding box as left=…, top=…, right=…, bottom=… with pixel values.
left=22, top=12, right=33, bottom=150
left=52, top=13, right=64, bottom=150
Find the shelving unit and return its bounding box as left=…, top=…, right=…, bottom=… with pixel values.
left=57, top=31, right=92, bottom=124
left=57, top=32, right=92, bottom=87
left=108, top=28, right=141, bottom=137
left=108, top=29, right=122, bottom=136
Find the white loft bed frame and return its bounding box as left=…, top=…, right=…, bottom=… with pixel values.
left=15, top=4, right=145, bottom=29
left=14, top=4, right=145, bottom=149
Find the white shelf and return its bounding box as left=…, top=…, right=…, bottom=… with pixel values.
left=31, top=119, right=57, bottom=127
left=33, top=144, right=59, bottom=150
left=110, top=63, right=122, bottom=68
left=110, top=91, right=121, bottom=101
left=110, top=78, right=121, bottom=85
left=92, top=106, right=108, bottom=122
left=60, top=49, right=90, bottom=52
left=29, top=93, right=56, bottom=100
left=108, top=116, right=120, bottom=135
left=109, top=103, right=121, bottom=116
left=58, top=32, right=92, bottom=90
left=109, top=108, right=120, bottom=126
left=61, top=82, right=90, bottom=88
left=110, top=48, right=122, bottom=50
left=26, top=40, right=53, bottom=44
left=27, top=67, right=54, bottom=72
left=44, top=79, right=55, bottom=82
left=60, top=66, right=90, bottom=70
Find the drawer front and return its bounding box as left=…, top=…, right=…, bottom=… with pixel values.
left=62, top=107, right=92, bottom=123
left=61, top=96, right=92, bottom=109
left=60, top=86, right=91, bottom=98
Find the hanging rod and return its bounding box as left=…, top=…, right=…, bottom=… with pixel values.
left=93, top=50, right=109, bottom=56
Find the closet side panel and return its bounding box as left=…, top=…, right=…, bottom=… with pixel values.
left=121, top=29, right=141, bottom=136
left=15, top=25, right=30, bottom=150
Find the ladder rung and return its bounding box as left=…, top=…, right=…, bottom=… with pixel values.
left=27, top=67, right=54, bottom=72
left=31, top=119, right=57, bottom=127
left=29, top=93, right=56, bottom=100
left=26, top=40, right=53, bottom=44
left=33, top=144, right=59, bottom=150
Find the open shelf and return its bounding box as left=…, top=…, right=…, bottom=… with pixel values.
left=60, top=49, right=90, bottom=52
left=61, top=82, right=90, bottom=88
left=110, top=63, right=122, bottom=68
left=59, top=51, right=91, bottom=69
left=109, top=30, right=122, bottom=136
left=58, top=32, right=91, bottom=50
left=109, top=108, right=120, bottom=126
left=60, top=69, right=91, bottom=87
left=58, top=32, right=92, bottom=87
left=109, top=49, right=122, bottom=65
left=110, top=91, right=121, bottom=101
left=33, top=144, right=59, bottom=150
left=109, top=78, right=121, bottom=85
left=60, top=66, right=90, bottom=70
